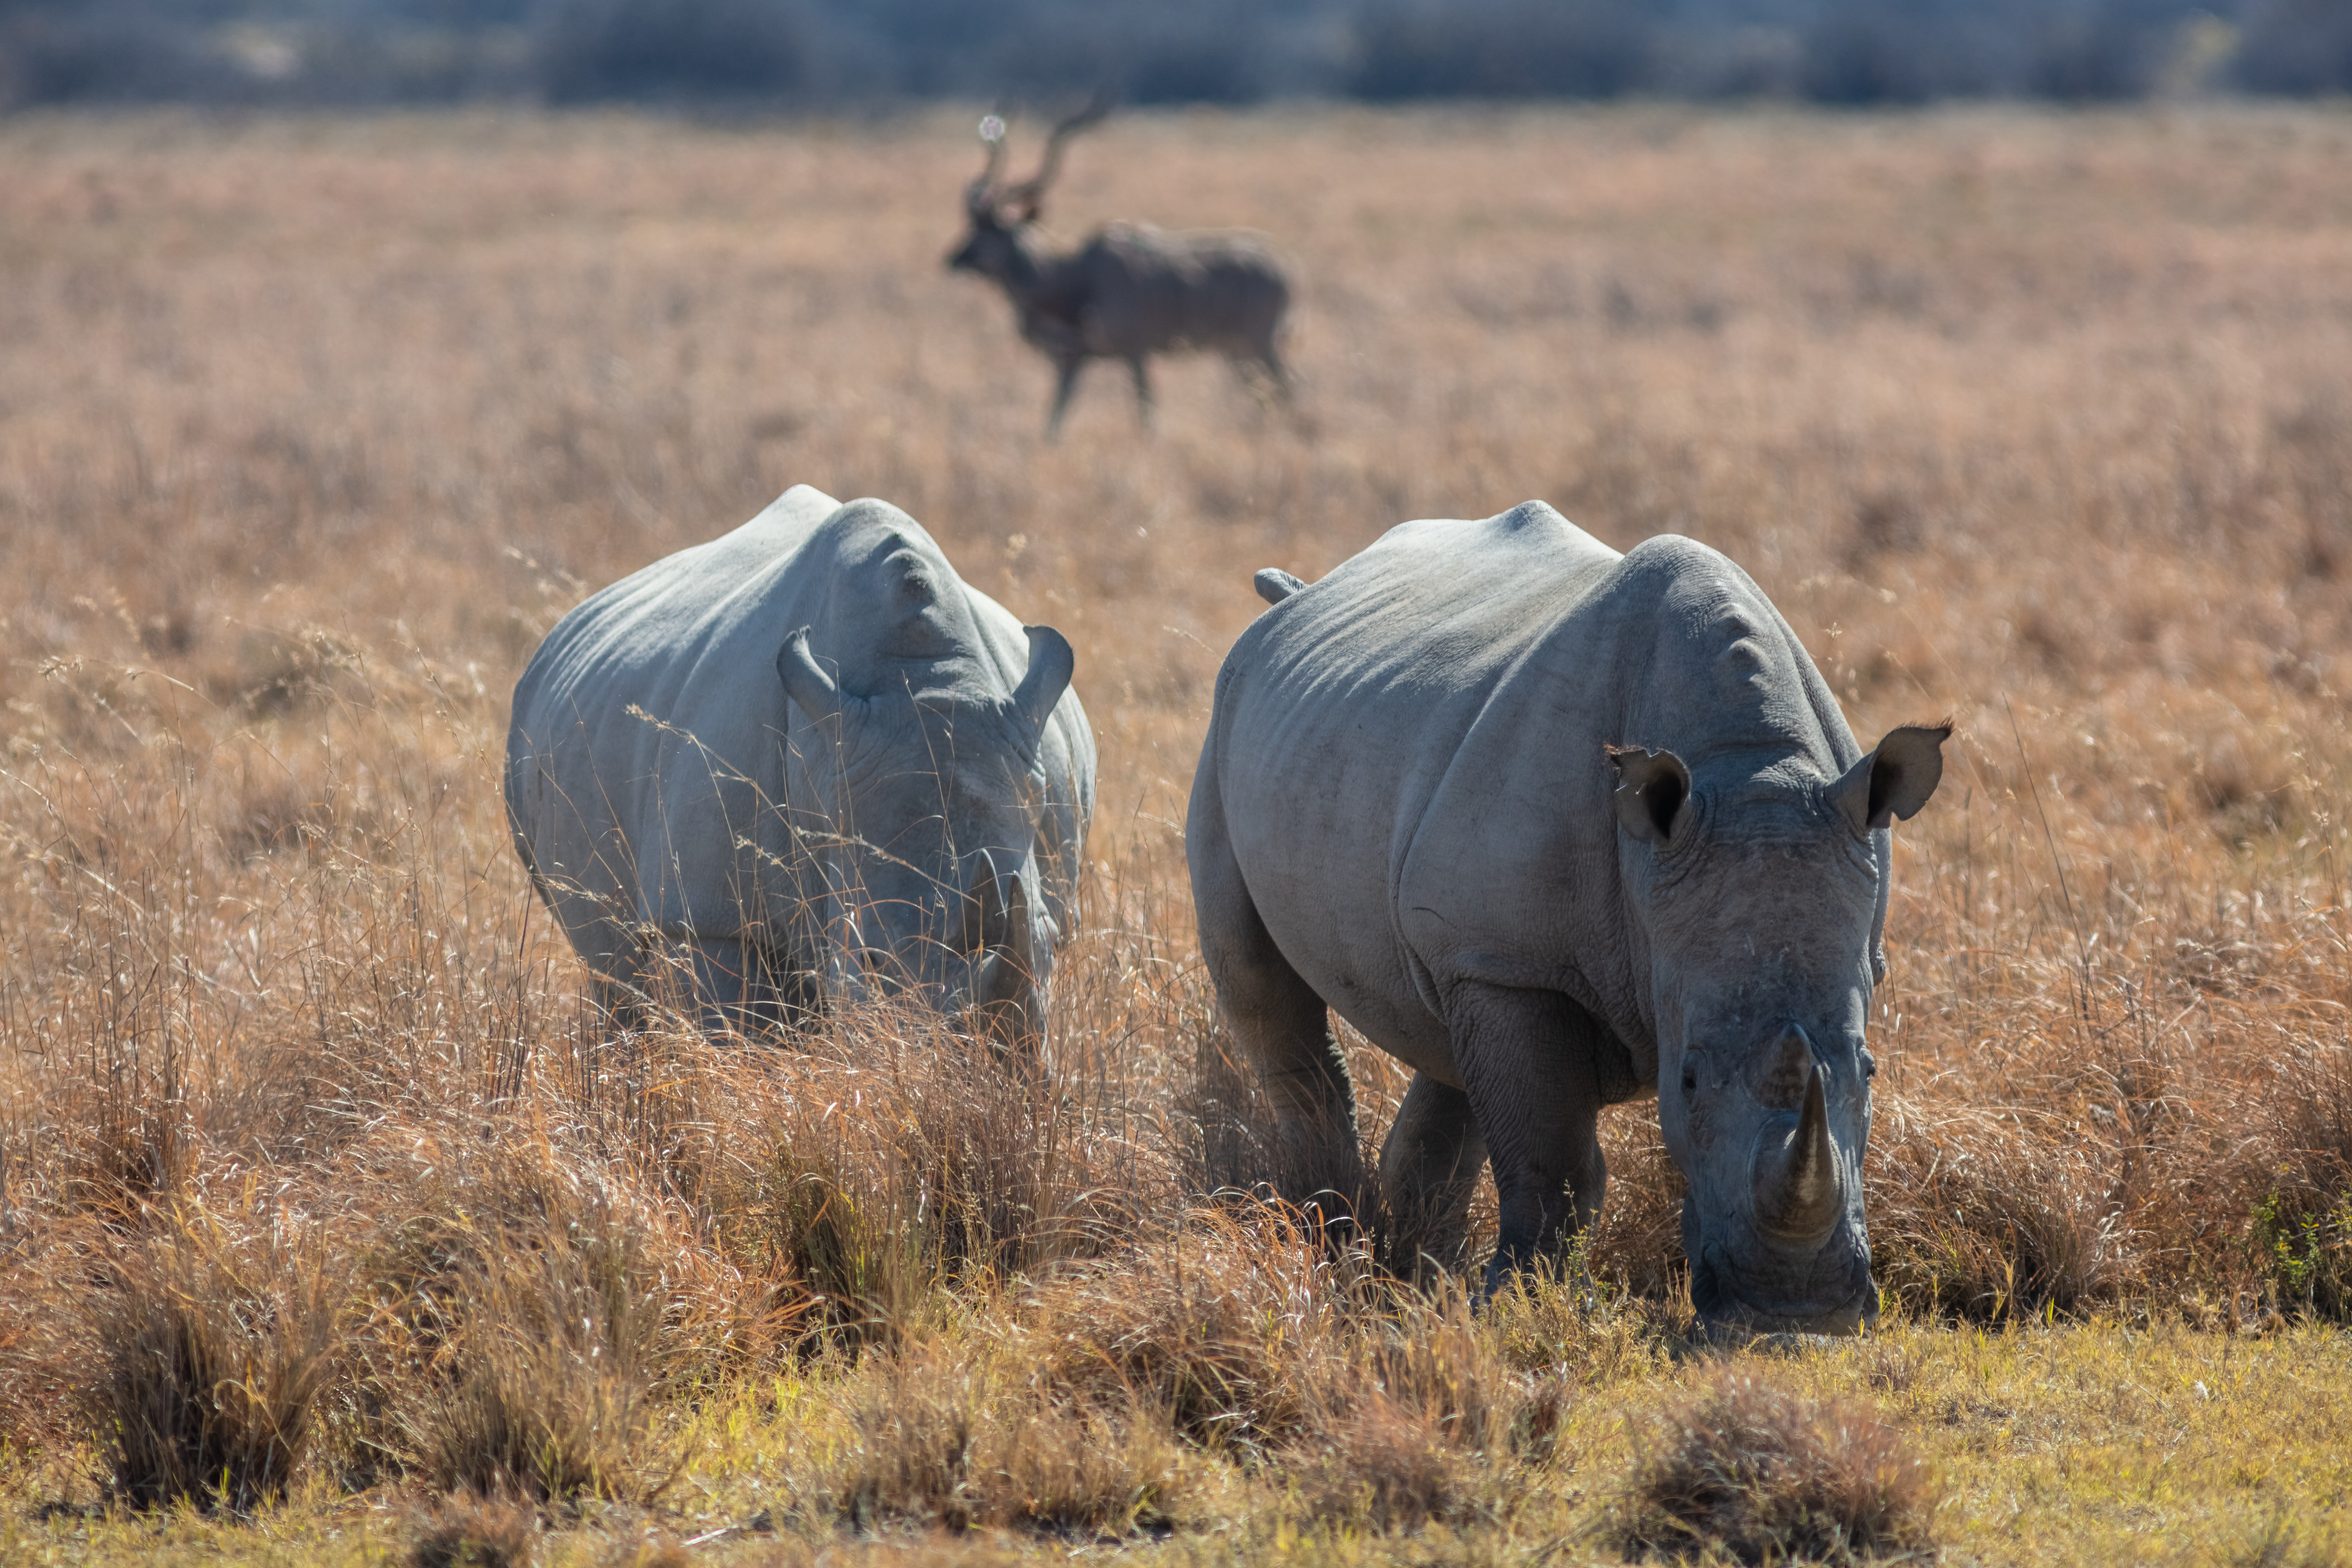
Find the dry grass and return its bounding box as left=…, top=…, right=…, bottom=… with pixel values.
left=834, top=1341, right=1192, bottom=1538
left=81, top=1204, right=340, bottom=1512
left=1614, top=1369, right=1940, bottom=1564
left=0, top=100, right=2349, bottom=1560
left=408, top=1490, right=540, bottom=1568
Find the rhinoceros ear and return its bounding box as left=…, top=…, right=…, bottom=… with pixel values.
left=776, top=627, right=844, bottom=726
left=1609, top=744, right=1692, bottom=847
left=1834, top=721, right=1953, bottom=834
left=1009, top=625, right=1075, bottom=735
left=1254, top=567, right=1307, bottom=605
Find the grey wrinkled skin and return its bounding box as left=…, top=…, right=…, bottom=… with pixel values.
left=949, top=216, right=1294, bottom=439
left=1186, top=502, right=1946, bottom=1334
left=506, top=485, right=1095, bottom=1058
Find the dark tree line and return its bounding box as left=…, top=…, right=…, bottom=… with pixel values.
left=3, top=0, right=2348, bottom=111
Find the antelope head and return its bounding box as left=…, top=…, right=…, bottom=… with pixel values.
left=948, top=93, right=1113, bottom=280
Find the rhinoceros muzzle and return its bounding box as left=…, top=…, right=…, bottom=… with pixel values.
left=952, top=847, right=1049, bottom=1053
left=1692, top=1244, right=1876, bottom=1338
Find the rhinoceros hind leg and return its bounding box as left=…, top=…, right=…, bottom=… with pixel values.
left=1447, top=982, right=1610, bottom=1297
left=1189, top=786, right=1365, bottom=1230
left=1378, top=1072, right=1488, bottom=1279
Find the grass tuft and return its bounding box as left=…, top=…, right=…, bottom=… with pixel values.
left=366, top=1144, right=689, bottom=1504
left=838, top=1343, right=1190, bottom=1537
left=1027, top=1203, right=1354, bottom=1452
left=82, top=1205, right=338, bottom=1513
left=1289, top=1391, right=1483, bottom=1532
left=408, top=1490, right=539, bottom=1568
left=1614, top=1369, right=1940, bottom=1564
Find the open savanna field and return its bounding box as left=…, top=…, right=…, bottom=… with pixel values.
left=2, top=100, right=2351, bottom=1564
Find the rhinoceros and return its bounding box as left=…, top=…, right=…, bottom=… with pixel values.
left=505, top=485, right=1094, bottom=1051
left=1186, top=501, right=1946, bottom=1333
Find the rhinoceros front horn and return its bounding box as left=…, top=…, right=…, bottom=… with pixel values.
left=1753, top=1052, right=1844, bottom=1243
left=962, top=846, right=1036, bottom=969
left=1001, top=857, right=1034, bottom=973
left=962, top=847, right=1006, bottom=954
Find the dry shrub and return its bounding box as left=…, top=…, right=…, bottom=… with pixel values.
left=838, top=1343, right=1190, bottom=1538
left=409, top=1490, right=539, bottom=1568
left=1287, top=1393, right=1484, bottom=1533
left=0, top=1228, right=84, bottom=1450
left=1035, top=1219, right=1567, bottom=1531
left=1615, top=1370, right=1939, bottom=1564
left=1484, top=1263, right=1680, bottom=1382
left=82, top=1204, right=340, bottom=1513
left=715, top=1134, right=935, bottom=1351
left=1283, top=1293, right=1563, bottom=1532
left=1025, top=1202, right=1362, bottom=1452
left=668, top=1003, right=1180, bottom=1355
left=1172, top=1013, right=1286, bottom=1201
left=348, top=1120, right=794, bottom=1502
left=2248, top=1037, right=2352, bottom=1318
left=1867, top=1096, right=2126, bottom=1322
left=395, top=1257, right=668, bottom=1506
left=594, top=1542, right=692, bottom=1568
left=689, top=1026, right=1042, bottom=1347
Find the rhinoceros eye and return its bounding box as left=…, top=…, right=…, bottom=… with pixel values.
left=1680, top=1060, right=1699, bottom=1098
left=1861, top=1051, right=1879, bottom=1080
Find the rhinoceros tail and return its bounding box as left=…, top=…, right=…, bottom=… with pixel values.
left=1254, top=567, right=1308, bottom=606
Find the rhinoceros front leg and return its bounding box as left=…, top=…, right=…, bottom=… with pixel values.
left=1447, top=980, right=1611, bottom=1295
left=1378, top=1072, right=1489, bottom=1278
left=674, top=939, right=807, bottom=1036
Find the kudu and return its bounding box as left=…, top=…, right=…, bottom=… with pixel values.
left=947, top=98, right=1295, bottom=439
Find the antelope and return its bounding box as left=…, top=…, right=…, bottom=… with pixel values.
left=947, top=98, right=1295, bottom=439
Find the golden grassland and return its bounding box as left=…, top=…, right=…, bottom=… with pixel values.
left=1, top=102, right=2350, bottom=1563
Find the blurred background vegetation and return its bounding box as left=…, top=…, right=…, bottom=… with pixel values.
left=0, top=0, right=2344, bottom=114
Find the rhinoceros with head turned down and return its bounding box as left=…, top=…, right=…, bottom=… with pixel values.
left=506, top=485, right=1094, bottom=1054
left=1187, top=502, right=1946, bottom=1334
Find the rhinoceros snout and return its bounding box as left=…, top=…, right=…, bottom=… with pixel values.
left=1692, top=1238, right=1877, bottom=1337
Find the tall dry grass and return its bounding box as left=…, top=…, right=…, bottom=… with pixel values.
left=1, top=102, right=2351, bottom=1523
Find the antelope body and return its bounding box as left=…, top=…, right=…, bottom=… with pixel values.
left=948, top=101, right=1293, bottom=438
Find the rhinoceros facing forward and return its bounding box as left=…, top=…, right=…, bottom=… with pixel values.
left=506, top=485, right=1095, bottom=1052
left=1188, top=502, right=1945, bottom=1333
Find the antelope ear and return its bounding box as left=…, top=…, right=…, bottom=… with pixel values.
left=1833, top=722, right=1953, bottom=834
left=776, top=627, right=846, bottom=725
left=1609, top=745, right=1692, bottom=847
left=1009, top=625, right=1075, bottom=734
